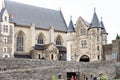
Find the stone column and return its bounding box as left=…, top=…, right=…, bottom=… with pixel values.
left=11, top=24, right=14, bottom=58
left=49, top=26, right=54, bottom=43
left=67, top=41, right=71, bottom=61
left=30, top=23, right=35, bottom=48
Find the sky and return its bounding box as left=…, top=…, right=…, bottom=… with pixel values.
left=0, top=0, right=120, bottom=43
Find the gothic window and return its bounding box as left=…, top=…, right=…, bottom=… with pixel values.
left=16, top=32, right=24, bottom=51
left=37, top=35, right=44, bottom=44
left=56, top=36, right=62, bottom=46
left=81, top=40, right=87, bottom=48
left=80, top=28, right=86, bottom=35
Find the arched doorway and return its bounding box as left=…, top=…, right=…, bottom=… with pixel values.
left=79, top=55, right=90, bottom=62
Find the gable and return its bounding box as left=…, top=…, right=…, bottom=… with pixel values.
left=76, top=17, right=89, bottom=29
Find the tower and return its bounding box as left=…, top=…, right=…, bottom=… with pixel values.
left=67, top=9, right=108, bottom=62
left=0, top=0, right=14, bottom=58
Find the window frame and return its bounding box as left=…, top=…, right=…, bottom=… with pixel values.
left=16, top=33, right=24, bottom=51
left=81, top=40, right=87, bottom=49
left=80, top=28, right=86, bottom=35
left=56, top=36, right=62, bottom=46
left=37, top=35, right=44, bottom=45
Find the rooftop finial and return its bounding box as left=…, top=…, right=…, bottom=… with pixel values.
left=94, top=8, right=96, bottom=13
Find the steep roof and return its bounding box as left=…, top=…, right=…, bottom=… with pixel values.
left=90, top=9, right=101, bottom=28
left=4, top=0, right=67, bottom=32
left=68, top=17, right=75, bottom=32
left=0, top=8, right=5, bottom=21
left=100, top=19, right=107, bottom=34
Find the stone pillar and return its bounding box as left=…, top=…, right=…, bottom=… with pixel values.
left=30, top=23, right=35, bottom=47
left=67, top=41, right=71, bottom=61
left=11, top=24, right=14, bottom=58
left=49, top=26, right=54, bottom=43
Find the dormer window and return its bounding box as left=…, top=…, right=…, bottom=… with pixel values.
left=5, top=16, right=7, bottom=21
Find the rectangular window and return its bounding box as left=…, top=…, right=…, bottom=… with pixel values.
left=97, top=28, right=99, bottom=33
left=3, top=25, right=8, bottom=33
left=97, top=36, right=99, bottom=42
left=5, top=16, right=7, bottom=21
left=80, top=29, right=86, bottom=35
left=3, top=47, right=7, bottom=52
left=81, top=40, right=87, bottom=48
left=97, top=46, right=100, bottom=51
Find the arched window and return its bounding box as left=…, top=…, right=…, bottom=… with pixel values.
left=37, top=35, right=44, bottom=44
left=56, top=36, right=62, bottom=46
left=16, top=32, right=24, bottom=51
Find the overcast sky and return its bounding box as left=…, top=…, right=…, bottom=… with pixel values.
left=0, top=0, right=120, bottom=43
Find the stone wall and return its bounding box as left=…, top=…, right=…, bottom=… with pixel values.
left=103, top=39, right=120, bottom=61
left=102, top=44, right=112, bottom=60
left=0, top=59, right=119, bottom=80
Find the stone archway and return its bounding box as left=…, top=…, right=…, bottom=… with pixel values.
left=79, top=55, right=90, bottom=62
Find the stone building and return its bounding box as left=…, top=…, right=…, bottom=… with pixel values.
left=0, top=0, right=108, bottom=62
left=67, top=10, right=108, bottom=62
left=103, top=39, right=120, bottom=62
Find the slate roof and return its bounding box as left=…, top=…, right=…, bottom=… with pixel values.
left=90, top=10, right=101, bottom=28
left=0, top=8, right=5, bottom=21
left=100, top=20, right=107, bottom=34
left=14, top=54, right=32, bottom=59
left=34, top=44, right=66, bottom=52
left=4, top=0, right=67, bottom=32
left=67, top=17, right=75, bottom=32
left=82, top=18, right=90, bottom=27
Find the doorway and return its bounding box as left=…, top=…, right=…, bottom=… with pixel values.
left=79, top=55, right=90, bottom=62
left=67, top=72, right=76, bottom=80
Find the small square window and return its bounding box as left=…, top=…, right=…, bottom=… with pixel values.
left=3, top=37, right=7, bottom=44
left=5, top=55, right=8, bottom=58
left=3, top=47, right=7, bottom=52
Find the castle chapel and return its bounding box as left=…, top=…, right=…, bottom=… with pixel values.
left=0, top=0, right=108, bottom=62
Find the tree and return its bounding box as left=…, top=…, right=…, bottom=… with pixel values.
left=100, top=74, right=108, bottom=80
left=52, top=74, right=57, bottom=80
left=116, top=34, right=120, bottom=40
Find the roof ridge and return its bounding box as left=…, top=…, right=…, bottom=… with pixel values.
left=5, top=0, right=60, bottom=12
left=5, top=0, right=68, bottom=32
